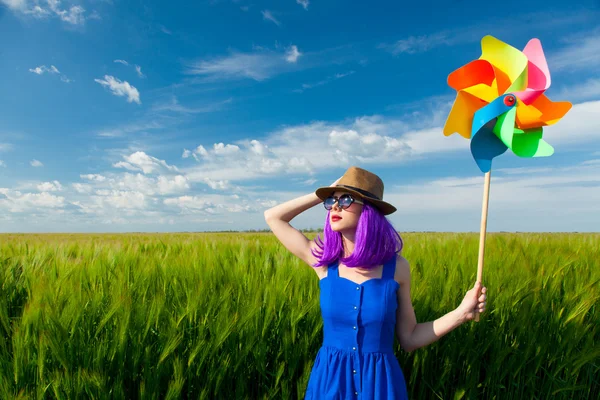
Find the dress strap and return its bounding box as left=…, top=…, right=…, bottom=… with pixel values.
left=327, top=260, right=340, bottom=278
left=382, top=254, right=397, bottom=280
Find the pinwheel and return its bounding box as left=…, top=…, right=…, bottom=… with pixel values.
left=442, top=35, right=572, bottom=321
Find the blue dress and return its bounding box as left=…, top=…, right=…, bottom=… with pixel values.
left=304, top=255, right=409, bottom=399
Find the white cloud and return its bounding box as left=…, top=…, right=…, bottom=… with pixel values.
left=163, top=194, right=253, bottom=215
left=157, top=175, right=189, bottom=194
left=203, top=177, right=230, bottom=190
left=30, top=159, right=43, bottom=167
left=1, top=0, right=28, bottom=10
left=383, top=160, right=600, bottom=232
left=380, top=32, right=449, bottom=55
left=296, top=0, right=309, bottom=10
left=72, top=183, right=93, bottom=193
left=0, top=143, right=13, bottom=152
left=80, top=173, right=107, bottom=182
left=29, top=65, right=59, bottom=75
left=294, top=70, right=354, bottom=92
left=73, top=172, right=190, bottom=198
left=0, top=188, right=65, bottom=212
left=378, top=12, right=598, bottom=55
left=542, top=100, right=600, bottom=149
left=94, top=75, right=141, bottom=104
left=553, top=78, right=600, bottom=103
left=285, top=45, right=301, bottom=63
left=94, top=190, right=147, bottom=209
left=163, top=195, right=214, bottom=211
left=96, top=121, right=162, bottom=138
left=4, top=0, right=90, bottom=26
left=329, top=130, right=411, bottom=159
left=114, top=59, right=146, bottom=78
left=100, top=172, right=189, bottom=195
left=48, top=0, right=85, bottom=25
left=158, top=24, right=172, bottom=35
left=0, top=160, right=5, bottom=167
left=181, top=98, right=600, bottom=187
left=37, top=180, right=63, bottom=191
left=213, top=142, right=240, bottom=156
left=184, top=45, right=303, bottom=81
left=28, top=64, right=71, bottom=82
left=113, top=151, right=179, bottom=174
left=261, top=10, right=280, bottom=26
left=152, top=95, right=232, bottom=114
left=548, top=31, right=600, bottom=72
left=135, top=65, right=144, bottom=78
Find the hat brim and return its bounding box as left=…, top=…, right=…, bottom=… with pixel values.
left=315, top=186, right=397, bottom=215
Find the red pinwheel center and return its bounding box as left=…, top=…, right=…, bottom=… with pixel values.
left=504, top=95, right=516, bottom=106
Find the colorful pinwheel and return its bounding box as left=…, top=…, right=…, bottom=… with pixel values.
left=442, top=36, right=572, bottom=321
left=443, top=35, right=572, bottom=173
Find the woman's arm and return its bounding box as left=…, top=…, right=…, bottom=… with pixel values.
left=264, top=178, right=341, bottom=267
left=263, top=192, right=323, bottom=266
left=394, top=256, right=470, bottom=352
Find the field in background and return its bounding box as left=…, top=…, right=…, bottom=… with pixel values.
left=0, top=232, right=598, bottom=399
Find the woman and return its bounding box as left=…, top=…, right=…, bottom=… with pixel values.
left=264, top=166, right=487, bottom=399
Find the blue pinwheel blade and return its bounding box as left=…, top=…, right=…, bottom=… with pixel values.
left=470, top=95, right=515, bottom=173
left=470, top=120, right=508, bottom=173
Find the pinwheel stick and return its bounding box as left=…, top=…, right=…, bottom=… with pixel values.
left=475, top=169, right=491, bottom=322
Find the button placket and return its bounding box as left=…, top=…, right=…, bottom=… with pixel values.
left=352, top=285, right=362, bottom=397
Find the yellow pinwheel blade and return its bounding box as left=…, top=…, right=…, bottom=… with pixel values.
left=463, top=83, right=499, bottom=103
left=480, top=35, right=528, bottom=94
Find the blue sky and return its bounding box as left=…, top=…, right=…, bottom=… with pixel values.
left=1, top=0, right=599, bottom=233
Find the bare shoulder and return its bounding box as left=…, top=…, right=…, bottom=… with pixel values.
left=393, top=254, right=411, bottom=286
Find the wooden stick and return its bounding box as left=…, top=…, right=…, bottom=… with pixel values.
left=475, top=169, right=491, bottom=322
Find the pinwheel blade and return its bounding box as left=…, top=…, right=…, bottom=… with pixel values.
left=443, top=91, right=486, bottom=139
left=470, top=121, right=508, bottom=173
left=512, top=38, right=551, bottom=105
left=492, top=107, right=518, bottom=149
left=472, top=94, right=515, bottom=138
left=480, top=35, right=528, bottom=94
left=511, top=128, right=555, bottom=157
left=516, top=94, right=573, bottom=129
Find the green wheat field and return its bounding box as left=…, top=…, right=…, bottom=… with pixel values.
left=0, top=232, right=598, bottom=399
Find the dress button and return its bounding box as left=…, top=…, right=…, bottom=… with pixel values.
left=355, top=391, right=358, bottom=395
left=353, top=369, right=356, bottom=374
left=356, top=286, right=360, bottom=290
left=353, top=306, right=357, bottom=310
left=353, top=326, right=356, bottom=330
left=352, top=346, right=356, bottom=351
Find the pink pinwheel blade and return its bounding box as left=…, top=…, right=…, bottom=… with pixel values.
left=512, top=38, right=551, bottom=105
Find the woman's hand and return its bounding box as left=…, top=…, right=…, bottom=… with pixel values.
left=456, top=281, right=487, bottom=322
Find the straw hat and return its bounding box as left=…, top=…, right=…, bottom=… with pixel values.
left=315, top=166, right=397, bottom=215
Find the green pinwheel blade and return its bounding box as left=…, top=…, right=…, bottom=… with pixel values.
left=493, top=110, right=555, bottom=158
left=511, top=128, right=554, bottom=157
left=492, top=107, right=517, bottom=148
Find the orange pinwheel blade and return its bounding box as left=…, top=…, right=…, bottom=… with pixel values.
left=443, top=91, right=487, bottom=139
left=515, top=94, right=573, bottom=129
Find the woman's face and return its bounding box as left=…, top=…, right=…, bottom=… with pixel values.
left=328, top=191, right=363, bottom=232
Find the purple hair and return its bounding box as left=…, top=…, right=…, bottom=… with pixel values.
left=310, top=200, right=403, bottom=269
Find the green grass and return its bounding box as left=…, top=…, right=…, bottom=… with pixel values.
left=0, top=232, right=598, bottom=399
